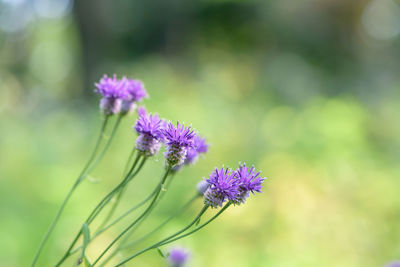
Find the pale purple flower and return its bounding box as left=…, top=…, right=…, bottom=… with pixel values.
left=204, top=167, right=239, bottom=208
left=386, top=261, right=400, bottom=267
left=196, top=180, right=209, bottom=195
left=95, top=74, right=128, bottom=115
left=184, top=135, right=208, bottom=165
left=134, top=107, right=164, bottom=156
left=233, top=164, right=265, bottom=205
left=168, top=247, right=190, bottom=267
left=162, top=122, right=196, bottom=167
left=171, top=135, right=209, bottom=172
left=121, top=78, right=148, bottom=114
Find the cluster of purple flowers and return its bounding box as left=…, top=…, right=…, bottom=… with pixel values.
left=95, top=74, right=148, bottom=115
left=133, top=108, right=208, bottom=168
left=95, top=74, right=208, bottom=167
left=203, top=164, right=265, bottom=208
left=96, top=73, right=265, bottom=206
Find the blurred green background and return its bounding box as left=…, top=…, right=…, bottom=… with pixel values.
left=1, top=0, right=400, bottom=266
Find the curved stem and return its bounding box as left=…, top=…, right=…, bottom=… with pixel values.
left=96, top=183, right=163, bottom=267
left=55, top=153, right=146, bottom=266
left=158, top=202, right=231, bottom=246
left=97, top=147, right=136, bottom=231
left=122, top=193, right=199, bottom=250
left=92, top=167, right=172, bottom=266
left=68, top=186, right=158, bottom=257
left=30, top=115, right=110, bottom=267
left=118, top=172, right=176, bottom=246
left=97, top=185, right=158, bottom=237
left=115, top=205, right=210, bottom=266
left=99, top=172, right=177, bottom=266
left=81, top=114, right=123, bottom=184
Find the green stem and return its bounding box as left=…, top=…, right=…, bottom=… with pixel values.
left=30, top=115, right=110, bottom=267
left=82, top=114, right=123, bottom=184
left=115, top=205, right=210, bottom=266
left=96, top=183, right=163, bottom=267
left=118, top=172, right=176, bottom=246
left=158, top=202, right=231, bottom=246
left=96, top=185, right=158, bottom=237
left=55, top=153, right=146, bottom=266
left=122, top=193, right=199, bottom=250
left=97, top=147, right=136, bottom=231
left=69, top=186, right=157, bottom=257
left=92, top=167, right=172, bottom=266
left=100, top=173, right=177, bottom=266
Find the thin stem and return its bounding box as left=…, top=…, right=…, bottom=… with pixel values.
left=81, top=114, right=123, bottom=184
left=100, top=172, right=177, bottom=266
left=122, top=193, right=199, bottom=250
left=97, top=185, right=158, bottom=237
left=115, top=205, right=210, bottom=266
left=97, top=147, right=136, bottom=231
left=96, top=183, right=163, bottom=267
left=30, top=115, right=109, bottom=267
left=69, top=186, right=158, bottom=257
left=55, top=153, right=146, bottom=266
left=118, top=172, right=176, bottom=246
left=158, top=202, right=231, bottom=246
left=92, top=167, right=172, bottom=266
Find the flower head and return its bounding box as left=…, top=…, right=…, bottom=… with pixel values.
left=163, top=122, right=195, bottom=147
left=171, top=135, right=209, bottom=172
left=196, top=180, right=209, bottom=195
left=125, top=79, right=148, bottom=101
left=95, top=74, right=129, bottom=115
left=204, top=167, right=239, bottom=208
left=184, top=135, right=208, bottom=165
left=95, top=74, right=128, bottom=99
left=233, top=163, right=265, bottom=204
left=134, top=107, right=164, bottom=156
left=121, top=79, right=148, bottom=114
left=134, top=107, right=164, bottom=139
left=168, top=247, right=190, bottom=267
left=162, top=122, right=196, bottom=167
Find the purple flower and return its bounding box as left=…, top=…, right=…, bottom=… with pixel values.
left=171, top=135, right=209, bottom=172
left=204, top=167, right=239, bottom=208
left=134, top=107, right=164, bottom=156
left=168, top=247, right=190, bottom=267
left=196, top=180, right=209, bottom=195
left=386, top=261, right=400, bottom=267
left=233, top=164, right=265, bottom=205
left=95, top=75, right=128, bottom=115
left=121, top=78, right=148, bottom=114
left=126, top=79, right=148, bottom=101
left=184, top=135, right=208, bottom=165
left=162, top=122, right=196, bottom=167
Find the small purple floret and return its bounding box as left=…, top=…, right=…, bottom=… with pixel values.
left=168, top=247, right=190, bottom=267
left=134, top=107, right=164, bottom=156
left=162, top=122, right=196, bottom=167
left=95, top=75, right=128, bottom=115
left=121, top=79, right=148, bottom=114
left=95, top=74, right=148, bottom=115
left=184, top=135, right=208, bottom=165
left=233, top=164, right=265, bottom=205
left=204, top=167, right=239, bottom=208
left=126, top=79, right=148, bottom=101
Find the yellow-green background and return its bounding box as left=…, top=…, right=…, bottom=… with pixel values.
left=1, top=0, right=400, bottom=266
